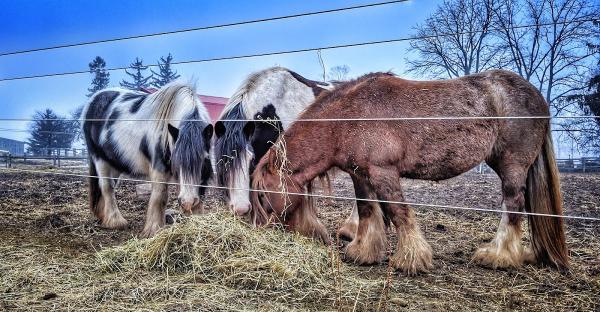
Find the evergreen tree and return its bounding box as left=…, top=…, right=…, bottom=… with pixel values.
left=120, top=57, right=152, bottom=90
left=151, top=53, right=180, bottom=88
left=28, top=109, right=78, bottom=155
left=87, top=56, right=110, bottom=97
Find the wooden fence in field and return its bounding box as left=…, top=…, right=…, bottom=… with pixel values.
left=0, top=148, right=88, bottom=168
left=555, top=157, right=600, bottom=173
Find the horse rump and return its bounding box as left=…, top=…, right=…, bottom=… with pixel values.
left=525, top=129, right=569, bottom=271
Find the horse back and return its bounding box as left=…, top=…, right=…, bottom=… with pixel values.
left=290, top=71, right=549, bottom=181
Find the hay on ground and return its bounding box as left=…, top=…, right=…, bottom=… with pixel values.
left=95, top=212, right=384, bottom=309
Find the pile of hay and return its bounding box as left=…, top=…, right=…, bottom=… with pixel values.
left=96, top=213, right=385, bottom=310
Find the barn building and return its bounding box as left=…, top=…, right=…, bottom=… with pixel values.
left=0, top=137, right=26, bottom=155
left=198, top=95, right=228, bottom=122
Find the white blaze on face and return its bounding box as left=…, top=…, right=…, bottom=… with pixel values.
left=178, top=168, right=200, bottom=215
left=229, top=147, right=253, bottom=215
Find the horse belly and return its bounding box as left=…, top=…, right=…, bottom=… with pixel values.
left=401, top=123, right=497, bottom=181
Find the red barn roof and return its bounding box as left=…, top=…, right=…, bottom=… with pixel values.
left=199, top=95, right=228, bottom=123
left=141, top=87, right=228, bottom=123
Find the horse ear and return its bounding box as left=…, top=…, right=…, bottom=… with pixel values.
left=215, top=121, right=226, bottom=138
left=243, top=121, right=255, bottom=140
left=168, top=124, right=179, bottom=141
left=202, top=124, right=213, bottom=147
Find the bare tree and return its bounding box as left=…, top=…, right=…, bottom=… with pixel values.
left=328, top=65, right=351, bottom=81
left=406, top=0, right=500, bottom=78
left=493, top=0, right=546, bottom=81
left=494, top=0, right=599, bottom=113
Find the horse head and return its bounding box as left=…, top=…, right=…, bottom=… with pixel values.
left=249, top=148, right=304, bottom=227
left=215, top=104, right=283, bottom=216
left=169, top=118, right=213, bottom=215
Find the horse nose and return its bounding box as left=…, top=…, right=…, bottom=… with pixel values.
left=231, top=203, right=251, bottom=216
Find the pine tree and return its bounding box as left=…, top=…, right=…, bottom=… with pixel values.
left=120, top=57, right=152, bottom=90
left=151, top=53, right=180, bottom=88
left=28, top=109, right=78, bottom=155
left=87, top=56, right=110, bottom=97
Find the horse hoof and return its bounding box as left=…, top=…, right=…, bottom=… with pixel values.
left=390, top=251, right=433, bottom=276
left=336, top=222, right=357, bottom=242
left=100, top=215, right=128, bottom=230
left=314, top=228, right=332, bottom=245
left=472, top=243, right=523, bottom=269
left=390, top=237, right=433, bottom=276
left=140, top=225, right=162, bottom=238
left=344, top=239, right=386, bottom=265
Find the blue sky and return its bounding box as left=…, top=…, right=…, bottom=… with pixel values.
left=0, top=0, right=442, bottom=142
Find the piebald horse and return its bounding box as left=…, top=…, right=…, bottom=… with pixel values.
left=214, top=67, right=334, bottom=215
left=83, top=83, right=213, bottom=237
left=251, top=70, right=568, bottom=275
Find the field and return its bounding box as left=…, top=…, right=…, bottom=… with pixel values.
left=0, top=168, right=599, bottom=311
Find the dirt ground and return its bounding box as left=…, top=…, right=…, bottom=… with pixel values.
left=0, top=167, right=598, bottom=311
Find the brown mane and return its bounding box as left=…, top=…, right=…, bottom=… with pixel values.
left=298, top=72, right=395, bottom=119
left=250, top=151, right=276, bottom=226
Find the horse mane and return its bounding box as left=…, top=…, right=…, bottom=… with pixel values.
left=219, top=67, right=289, bottom=119
left=147, top=82, right=197, bottom=147
left=214, top=104, right=248, bottom=187
left=250, top=155, right=274, bottom=226
left=315, top=72, right=394, bottom=108
left=171, top=109, right=211, bottom=182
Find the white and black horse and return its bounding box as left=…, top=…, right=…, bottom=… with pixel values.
left=83, top=83, right=213, bottom=237
left=214, top=67, right=334, bottom=215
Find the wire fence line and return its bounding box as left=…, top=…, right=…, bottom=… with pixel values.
left=1, top=166, right=598, bottom=222
left=1, top=115, right=599, bottom=123
left=0, top=0, right=411, bottom=57
left=1, top=17, right=598, bottom=82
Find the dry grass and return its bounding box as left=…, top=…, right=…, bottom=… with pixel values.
left=0, top=169, right=599, bottom=311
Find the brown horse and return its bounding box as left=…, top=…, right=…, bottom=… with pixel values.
left=250, top=70, right=568, bottom=275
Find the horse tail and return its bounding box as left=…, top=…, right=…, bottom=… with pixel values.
left=88, top=157, right=103, bottom=219
left=525, top=128, right=569, bottom=270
